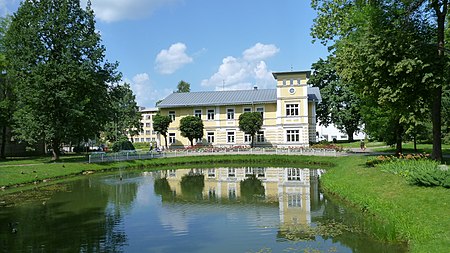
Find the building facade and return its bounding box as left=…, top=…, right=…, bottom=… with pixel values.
left=157, top=71, right=321, bottom=148
left=128, top=107, right=161, bottom=147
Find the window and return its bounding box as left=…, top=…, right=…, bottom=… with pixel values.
left=140, top=138, right=144, bottom=142
left=288, top=194, right=302, bottom=207
left=145, top=130, right=150, bottom=135
left=207, top=132, right=215, bottom=143
left=207, top=109, right=215, bottom=120
left=243, top=107, right=252, bottom=113
left=194, top=109, right=202, bottom=118
left=297, top=78, right=301, bottom=85
left=134, top=138, right=139, bottom=142
left=169, top=133, right=176, bottom=144
left=169, top=111, right=175, bottom=121
left=290, top=79, right=294, bottom=86
left=152, top=137, right=155, bottom=141
left=287, top=168, right=302, bottom=181
left=256, top=131, right=265, bottom=143
left=282, top=79, right=286, bottom=85
left=286, top=104, right=299, bottom=116
left=146, top=115, right=151, bottom=120
left=287, top=130, right=300, bottom=142
left=146, top=138, right=150, bottom=142
left=208, top=169, right=215, bottom=178
left=145, top=123, right=151, bottom=127
left=228, top=168, right=236, bottom=177
left=256, top=107, right=264, bottom=118
left=169, top=169, right=176, bottom=177
left=244, top=134, right=251, bottom=143
left=227, top=108, right=235, bottom=120
left=227, top=132, right=235, bottom=143
left=228, top=184, right=236, bottom=200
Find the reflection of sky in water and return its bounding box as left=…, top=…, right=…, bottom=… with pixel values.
left=0, top=168, right=407, bottom=253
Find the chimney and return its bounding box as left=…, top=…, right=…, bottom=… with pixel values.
left=253, top=85, right=258, bottom=90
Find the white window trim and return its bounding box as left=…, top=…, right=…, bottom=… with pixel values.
left=168, top=111, right=176, bottom=121
left=286, top=104, right=299, bottom=117
left=207, top=109, right=215, bottom=120
left=227, top=131, right=236, bottom=143
left=226, top=108, right=235, bottom=120
left=194, top=109, right=202, bottom=119
left=243, top=107, right=252, bottom=113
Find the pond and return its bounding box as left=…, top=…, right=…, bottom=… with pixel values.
left=0, top=167, right=407, bottom=253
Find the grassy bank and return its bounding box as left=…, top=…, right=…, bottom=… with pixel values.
left=319, top=156, right=450, bottom=253
left=1, top=154, right=449, bottom=252
left=0, top=154, right=331, bottom=188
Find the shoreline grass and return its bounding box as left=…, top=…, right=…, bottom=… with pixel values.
left=1, top=154, right=449, bottom=253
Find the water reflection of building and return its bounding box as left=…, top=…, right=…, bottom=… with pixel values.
left=154, top=167, right=322, bottom=227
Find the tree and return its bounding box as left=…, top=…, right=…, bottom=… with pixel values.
left=311, top=0, right=439, bottom=156
left=0, top=16, right=12, bottom=159
left=238, top=112, right=263, bottom=147
left=309, top=57, right=361, bottom=142
left=103, top=83, right=141, bottom=142
left=179, top=116, right=203, bottom=146
left=153, top=114, right=171, bottom=149
left=4, top=0, right=120, bottom=160
left=176, top=80, right=190, bottom=93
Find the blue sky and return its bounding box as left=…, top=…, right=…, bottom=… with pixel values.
left=1, top=0, right=329, bottom=108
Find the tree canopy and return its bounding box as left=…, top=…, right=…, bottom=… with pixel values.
left=179, top=115, right=203, bottom=146
left=238, top=112, right=263, bottom=147
left=309, top=57, right=361, bottom=142
left=176, top=80, right=191, bottom=93
left=103, top=83, right=141, bottom=142
left=0, top=16, right=12, bottom=159
left=311, top=0, right=448, bottom=158
left=4, top=0, right=121, bottom=160
left=153, top=114, right=171, bottom=149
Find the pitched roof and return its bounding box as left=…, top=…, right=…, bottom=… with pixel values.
left=157, top=87, right=320, bottom=108
left=157, top=89, right=277, bottom=108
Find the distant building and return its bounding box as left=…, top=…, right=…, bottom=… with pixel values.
left=156, top=70, right=321, bottom=148
left=316, top=122, right=366, bottom=142
left=127, top=107, right=160, bottom=147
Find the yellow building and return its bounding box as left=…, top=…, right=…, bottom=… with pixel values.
left=155, top=167, right=312, bottom=226
left=157, top=71, right=321, bottom=148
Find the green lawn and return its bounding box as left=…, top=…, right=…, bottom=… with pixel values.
left=338, top=141, right=386, bottom=149
left=372, top=142, right=450, bottom=155
left=0, top=154, right=449, bottom=253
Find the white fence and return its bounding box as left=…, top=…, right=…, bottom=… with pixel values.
left=88, top=148, right=341, bottom=163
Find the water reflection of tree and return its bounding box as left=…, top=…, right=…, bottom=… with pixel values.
left=240, top=175, right=265, bottom=203
left=0, top=178, right=132, bottom=252
left=180, top=174, right=204, bottom=201
left=154, top=177, right=175, bottom=201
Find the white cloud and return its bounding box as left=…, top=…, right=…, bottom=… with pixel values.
left=85, top=0, right=181, bottom=23
left=126, top=73, right=171, bottom=108
left=201, top=43, right=279, bottom=90
left=243, top=43, right=280, bottom=61
left=155, top=42, right=193, bottom=75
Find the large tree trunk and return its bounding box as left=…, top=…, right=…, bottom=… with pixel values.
left=163, top=134, right=168, bottom=149
left=431, top=86, right=442, bottom=160
left=395, top=123, right=403, bottom=156
left=346, top=129, right=355, bottom=142
left=431, top=0, right=447, bottom=161
left=51, top=139, right=61, bottom=161
left=1, top=126, right=6, bottom=159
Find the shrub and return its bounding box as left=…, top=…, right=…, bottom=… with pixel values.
left=111, top=140, right=135, bottom=152
left=378, top=159, right=450, bottom=188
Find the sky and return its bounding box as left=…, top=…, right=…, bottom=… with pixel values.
left=1, top=0, right=329, bottom=108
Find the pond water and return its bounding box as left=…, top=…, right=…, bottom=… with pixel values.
left=0, top=167, right=407, bottom=253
